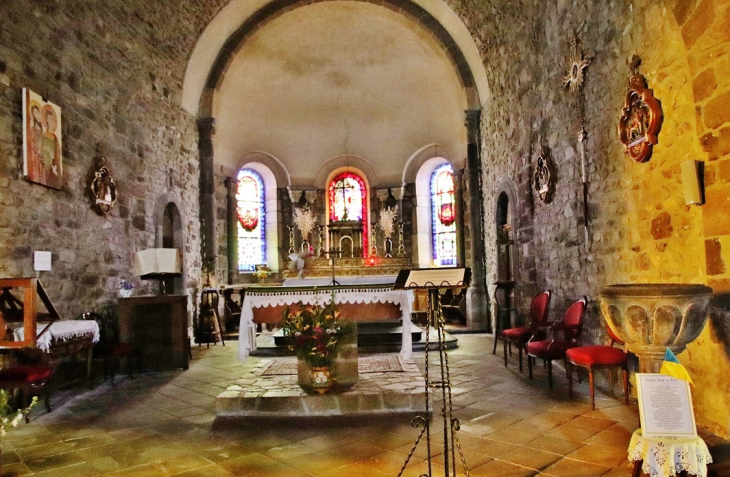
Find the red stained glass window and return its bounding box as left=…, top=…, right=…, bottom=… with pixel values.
left=328, top=172, right=368, bottom=257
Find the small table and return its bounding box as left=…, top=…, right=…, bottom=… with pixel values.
left=628, top=429, right=712, bottom=477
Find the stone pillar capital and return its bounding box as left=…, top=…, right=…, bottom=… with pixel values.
left=391, top=187, right=405, bottom=201
left=304, top=190, right=317, bottom=205
left=376, top=189, right=390, bottom=203
left=197, top=117, right=215, bottom=137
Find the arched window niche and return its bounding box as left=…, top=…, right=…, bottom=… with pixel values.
left=325, top=168, right=370, bottom=258
left=234, top=162, right=280, bottom=273
left=414, top=157, right=459, bottom=268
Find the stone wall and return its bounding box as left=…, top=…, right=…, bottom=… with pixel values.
left=451, top=0, right=730, bottom=437
left=0, top=1, right=225, bottom=318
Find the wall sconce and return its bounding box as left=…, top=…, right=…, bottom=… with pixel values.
left=681, top=160, right=705, bottom=206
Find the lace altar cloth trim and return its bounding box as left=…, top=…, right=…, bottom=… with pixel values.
left=13, top=320, right=101, bottom=352
left=239, top=286, right=414, bottom=361
left=628, top=429, right=712, bottom=477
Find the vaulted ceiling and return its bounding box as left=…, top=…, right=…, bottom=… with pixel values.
left=211, top=1, right=468, bottom=187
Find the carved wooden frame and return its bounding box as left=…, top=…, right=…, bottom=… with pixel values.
left=619, top=72, right=663, bottom=163
left=533, top=144, right=555, bottom=204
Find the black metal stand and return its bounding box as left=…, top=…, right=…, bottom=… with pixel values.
left=396, top=270, right=470, bottom=477
left=321, top=249, right=342, bottom=287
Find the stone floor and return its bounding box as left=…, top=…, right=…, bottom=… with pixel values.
left=1, top=334, right=728, bottom=476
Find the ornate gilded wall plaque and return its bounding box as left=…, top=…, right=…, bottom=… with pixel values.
left=90, top=156, right=118, bottom=215
left=619, top=56, right=663, bottom=163
left=533, top=143, right=554, bottom=204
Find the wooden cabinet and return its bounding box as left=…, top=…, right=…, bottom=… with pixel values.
left=118, top=295, right=188, bottom=371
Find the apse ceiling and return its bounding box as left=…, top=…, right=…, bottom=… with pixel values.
left=212, top=1, right=468, bottom=187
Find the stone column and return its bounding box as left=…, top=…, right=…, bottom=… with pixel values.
left=225, top=177, right=237, bottom=283
left=465, top=110, right=489, bottom=331
left=453, top=169, right=465, bottom=268
left=198, top=117, right=216, bottom=262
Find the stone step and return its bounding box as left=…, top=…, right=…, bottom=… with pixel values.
left=216, top=355, right=430, bottom=419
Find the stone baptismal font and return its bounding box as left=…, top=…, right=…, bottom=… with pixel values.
left=598, top=284, right=713, bottom=373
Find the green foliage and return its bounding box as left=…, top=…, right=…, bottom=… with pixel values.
left=0, top=389, right=37, bottom=436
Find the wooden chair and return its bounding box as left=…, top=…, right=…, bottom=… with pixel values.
left=500, top=290, right=551, bottom=371
left=83, top=312, right=138, bottom=386
left=527, top=296, right=587, bottom=388
left=0, top=314, right=53, bottom=421
left=566, top=324, right=629, bottom=410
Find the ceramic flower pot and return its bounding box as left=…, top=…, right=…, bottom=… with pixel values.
left=309, top=366, right=333, bottom=394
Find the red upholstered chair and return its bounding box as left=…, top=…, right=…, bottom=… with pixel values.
left=0, top=314, right=53, bottom=421
left=527, top=296, right=586, bottom=388
left=500, top=290, right=551, bottom=371
left=566, top=324, right=629, bottom=410
left=0, top=365, right=54, bottom=421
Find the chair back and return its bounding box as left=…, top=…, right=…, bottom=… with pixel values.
left=530, top=290, right=552, bottom=325
left=562, top=297, right=587, bottom=343
left=605, top=323, right=624, bottom=346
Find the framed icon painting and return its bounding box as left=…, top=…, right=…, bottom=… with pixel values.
left=22, top=88, right=63, bottom=189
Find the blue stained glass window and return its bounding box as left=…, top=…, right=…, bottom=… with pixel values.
left=236, top=169, right=265, bottom=271
left=431, top=164, right=456, bottom=266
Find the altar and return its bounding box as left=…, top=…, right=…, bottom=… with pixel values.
left=238, top=281, right=414, bottom=361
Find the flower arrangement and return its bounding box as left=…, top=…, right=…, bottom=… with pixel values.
left=378, top=206, right=398, bottom=238
left=253, top=266, right=271, bottom=280
left=120, top=279, right=135, bottom=291
left=293, top=206, right=316, bottom=238
left=281, top=300, right=348, bottom=367
left=0, top=390, right=37, bottom=436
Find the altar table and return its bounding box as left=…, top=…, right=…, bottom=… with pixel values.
left=238, top=284, right=414, bottom=361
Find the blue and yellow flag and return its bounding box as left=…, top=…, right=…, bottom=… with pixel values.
left=659, top=348, right=694, bottom=386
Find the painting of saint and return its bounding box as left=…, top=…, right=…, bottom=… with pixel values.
left=23, top=88, right=63, bottom=189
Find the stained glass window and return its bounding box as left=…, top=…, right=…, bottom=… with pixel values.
left=431, top=164, right=456, bottom=266
left=328, top=172, right=368, bottom=257
left=236, top=169, right=265, bottom=271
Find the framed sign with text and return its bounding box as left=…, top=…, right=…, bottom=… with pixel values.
left=636, top=373, right=697, bottom=438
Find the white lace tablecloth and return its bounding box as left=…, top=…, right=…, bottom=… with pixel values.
left=628, top=429, right=712, bottom=477
left=238, top=286, right=414, bottom=361
left=13, top=321, right=100, bottom=352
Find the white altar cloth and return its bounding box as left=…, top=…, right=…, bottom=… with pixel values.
left=282, top=276, right=398, bottom=287
left=13, top=320, right=100, bottom=352
left=238, top=285, right=414, bottom=361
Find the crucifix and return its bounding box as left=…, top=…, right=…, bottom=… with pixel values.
left=563, top=32, right=592, bottom=251
left=333, top=177, right=355, bottom=221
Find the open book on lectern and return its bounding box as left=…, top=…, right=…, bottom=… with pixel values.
left=394, top=267, right=471, bottom=289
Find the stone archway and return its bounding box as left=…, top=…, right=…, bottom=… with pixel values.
left=153, top=192, right=186, bottom=295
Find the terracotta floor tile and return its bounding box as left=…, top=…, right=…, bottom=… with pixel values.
left=499, top=446, right=562, bottom=472
left=469, top=458, right=539, bottom=477
left=566, top=444, right=629, bottom=468
left=541, top=457, right=612, bottom=477
left=524, top=435, right=585, bottom=455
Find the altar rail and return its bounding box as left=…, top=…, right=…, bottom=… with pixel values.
left=238, top=284, right=414, bottom=361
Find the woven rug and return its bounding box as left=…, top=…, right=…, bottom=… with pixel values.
left=261, top=355, right=405, bottom=376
